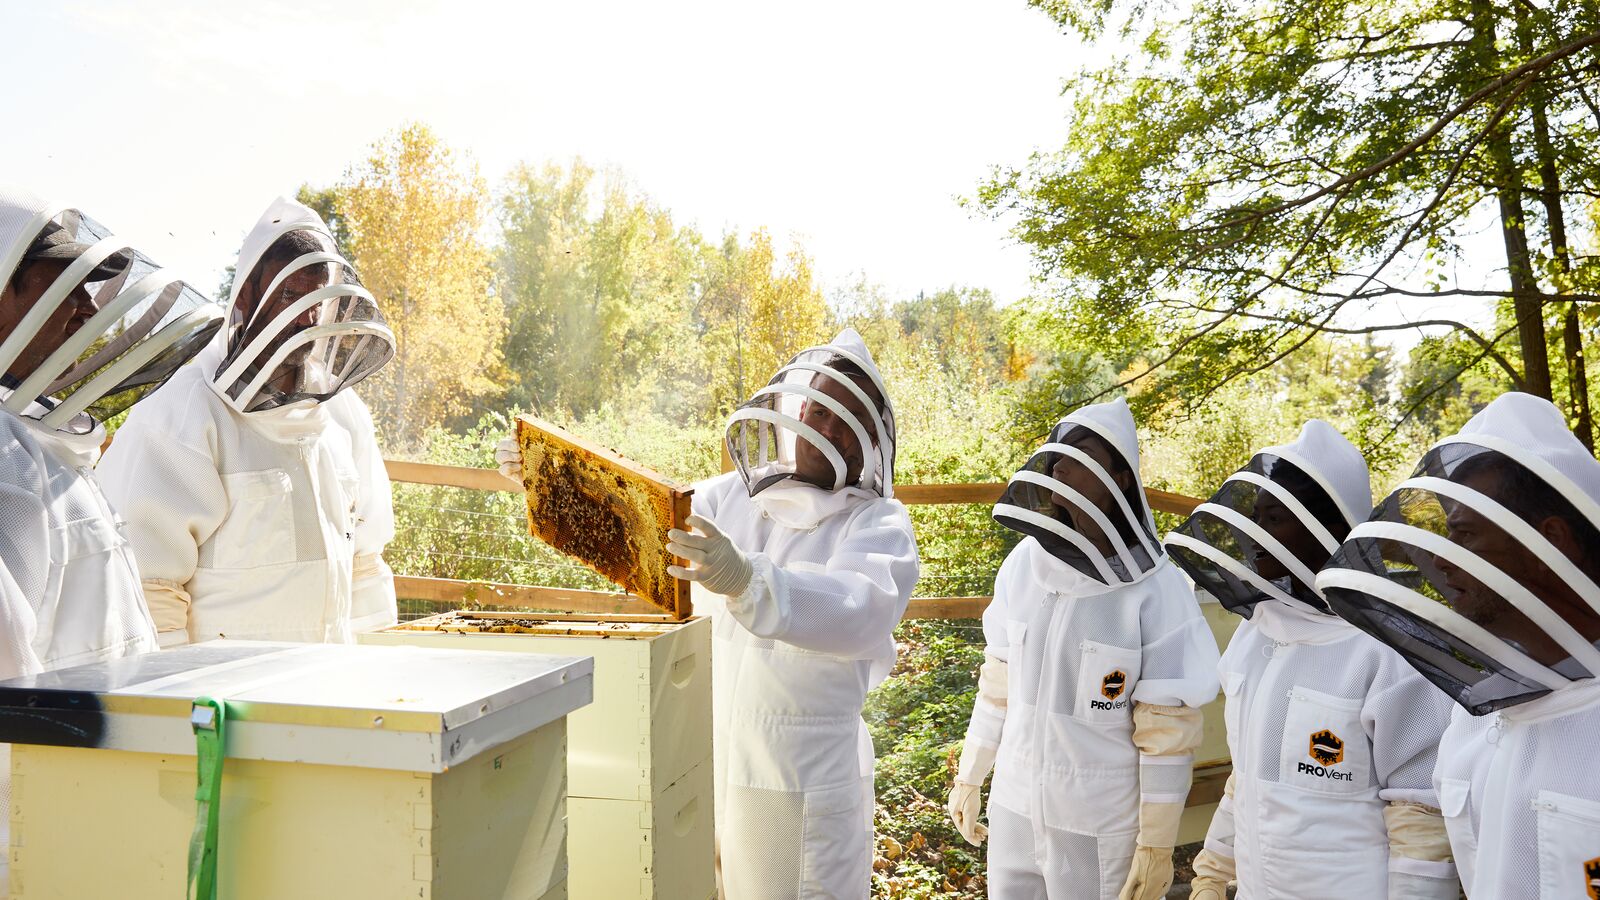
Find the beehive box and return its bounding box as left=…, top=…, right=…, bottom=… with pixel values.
left=362, top=612, right=713, bottom=900
left=0, top=641, right=592, bottom=900
left=515, top=415, right=693, bottom=620
left=363, top=612, right=710, bottom=801
left=568, top=758, right=714, bottom=900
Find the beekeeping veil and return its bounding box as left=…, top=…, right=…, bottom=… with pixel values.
left=724, top=328, right=896, bottom=498
left=0, top=187, right=223, bottom=435
left=211, top=197, right=394, bottom=414
left=993, top=398, right=1163, bottom=585
left=1167, top=419, right=1370, bottom=618
left=1319, top=393, right=1600, bottom=715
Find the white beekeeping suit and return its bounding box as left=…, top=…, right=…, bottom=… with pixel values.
left=664, top=328, right=917, bottom=900
left=1318, top=392, right=1600, bottom=900
left=949, top=398, right=1219, bottom=900
left=99, top=196, right=399, bottom=646
left=0, top=185, right=224, bottom=888
left=1165, top=420, right=1458, bottom=900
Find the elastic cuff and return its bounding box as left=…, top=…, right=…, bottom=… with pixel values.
left=1202, top=837, right=1236, bottom=860
left=157, top=629, right=191, bottom=649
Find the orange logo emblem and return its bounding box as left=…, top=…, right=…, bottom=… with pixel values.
left=1309, top=729, right=1344, bottom=766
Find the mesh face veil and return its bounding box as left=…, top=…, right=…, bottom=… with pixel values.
left=1318, top=393, right=1600, bottom=715
left=213, top=198, right=394, bottom=414
left=1166, top=419, right=1369, bottom=618
left=992, top=398, right=1164, bottom=585
left=724, top=328, right=896, bottom=498
left=0, top=187, right=224, bottom=435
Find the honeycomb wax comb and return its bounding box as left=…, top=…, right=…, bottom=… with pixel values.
left=515, top=415, right=694, bottom=620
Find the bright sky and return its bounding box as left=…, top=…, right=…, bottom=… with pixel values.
left=2, top=0, right=1089, bottom=305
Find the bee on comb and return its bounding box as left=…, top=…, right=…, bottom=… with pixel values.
left=515, top=415, right=693, bottom=620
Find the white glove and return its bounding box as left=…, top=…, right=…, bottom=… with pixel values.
left=494, top=436, right=522, bottom=481
left=667, top=515, right=754, bottom=597
left=947, top=781, right=986, bottom=845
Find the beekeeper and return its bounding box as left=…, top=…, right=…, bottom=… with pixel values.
left=948, top=397, right=1219, bottom=900
left=0, top=185, right=224, bottom=885
left=656, top=329, right=918, bottom=899
left=1165, top=420, right=1457, bottom=899
left=1318, top=392, right=1600, bottom=900
left=98, top=196, right=399, bottom=645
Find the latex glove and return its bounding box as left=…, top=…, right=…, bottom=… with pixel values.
left=1118, top=844, right=1174, bottom=900
left=947, top=781, right=986, bottom=845
left=494, top=436, right=522, bottom=481
left=1189, top=846, right=1235, bottom=900
left=667, top=514, right=754, bottom=597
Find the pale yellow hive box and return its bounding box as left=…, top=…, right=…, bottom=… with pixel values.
left=362, top=611, right=714, bottom=900
left=0, top=640, right=593, bottom=900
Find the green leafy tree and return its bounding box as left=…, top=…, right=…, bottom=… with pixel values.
left=980, top=0, right=1600, bottom=448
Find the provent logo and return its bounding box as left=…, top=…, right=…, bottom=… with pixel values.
left=1296, top=728, right=1353, bottom=782
left=1090, top=669, right=1129, bottom=711
left=1585, top=856, right=1600, bottom=899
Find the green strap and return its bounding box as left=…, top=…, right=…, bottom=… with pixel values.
left=188, top=697, right=228, bottom=900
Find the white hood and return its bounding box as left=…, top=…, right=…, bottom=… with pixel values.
left=209, top=196, right=394, bottom=415
left=1259, top=418, right=1373, bottom=528
left=724, top=326, right=898, bottom=499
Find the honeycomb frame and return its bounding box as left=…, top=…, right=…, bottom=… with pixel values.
left=515, top=415, right=693, bottom=620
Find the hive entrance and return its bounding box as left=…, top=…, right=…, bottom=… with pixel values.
left=515, top=415, right=693, bottom=620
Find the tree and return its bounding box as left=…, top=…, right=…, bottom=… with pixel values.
left=496, top=161, right=702, bottom=420
left=980, top=0, right=1600, bottom=448
left=695, top=229, right=832, bottom=415
left=335, top=123, right=504, bottom=448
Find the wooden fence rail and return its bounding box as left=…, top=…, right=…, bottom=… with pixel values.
left=384, top=459, right=1201, bottom=622
left=383, top=460, right=1203, bottom=515
left=383, top=458, right=1201, bottom=622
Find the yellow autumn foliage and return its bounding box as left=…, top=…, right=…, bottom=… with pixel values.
left=338, top=123, right=505, bottom=446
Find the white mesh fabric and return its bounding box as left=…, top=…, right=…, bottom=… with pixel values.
left=1438, top=685, right=1600, bottom=899
left=720, top=785, right=804, bottom=897
left=1139, top=756, right=1195, bottom=802
left=1224, top=613, right=1447, bottom=796
left=1219, top=605, right=1457, bottom=897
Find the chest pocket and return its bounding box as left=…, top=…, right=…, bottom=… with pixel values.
left=213, top=469, right=297, bottom=570
left=1534, top=790, right=1600, bottom=900
left=1278, top=686, right=1372, bottom=795
left=336, top=468, right=361, bottom=540
left=1220, top=670, right=1247, bottom=741
left=1438, top=777, right=1478, bottom=891
left=51, top=514, right=125, bottom=564
left=1075, top=639, right=1140, bottom=723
